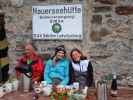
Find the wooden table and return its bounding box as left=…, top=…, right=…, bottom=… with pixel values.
left=1, top=87, right=133, bottom=100
left=38, top=87, right=96, bottom=100
left=0, top=91, right=96, bottom=100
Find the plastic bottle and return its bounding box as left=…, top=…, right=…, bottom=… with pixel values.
left=32, top=81, right=39, bottom=100
left=32, top=91, right=38, bottom=100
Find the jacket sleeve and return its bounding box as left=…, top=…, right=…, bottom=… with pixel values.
left=68, top=62, right=75, bottom=85
left=32, top=58, right=43, bottom=82
left=44, top=61, right=52, bottom=84
left=87, top=61, right=94, bottom=87
left=60, top=61, right=70, bottom=85
left=16, top=56, right=26, bottom=66
left=15, top=56, right=26, bottom=78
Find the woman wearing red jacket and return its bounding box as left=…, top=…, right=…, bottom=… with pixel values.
left=15, top=43, right=43, bottom=82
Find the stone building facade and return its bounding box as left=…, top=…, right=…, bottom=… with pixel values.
left=0, top=0, right=133, bottom=86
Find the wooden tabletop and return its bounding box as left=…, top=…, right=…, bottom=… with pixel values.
left=1, top=87, right=133, bottom=100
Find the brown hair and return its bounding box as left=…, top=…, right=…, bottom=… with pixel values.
left=70, top=48, right=87, bottom=61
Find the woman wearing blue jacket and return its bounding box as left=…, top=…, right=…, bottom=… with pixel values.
left=44, top=45, right=70, bottom=85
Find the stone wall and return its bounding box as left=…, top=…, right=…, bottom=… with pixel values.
left=91, top=0, right=133, bottom=86
left=1, top=0, right=133, bottom=86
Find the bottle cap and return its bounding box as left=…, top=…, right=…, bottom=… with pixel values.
left=113, top=74, right=117, bottom=79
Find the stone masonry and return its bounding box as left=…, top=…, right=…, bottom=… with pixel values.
left=0, top=0, right=133, bottom=87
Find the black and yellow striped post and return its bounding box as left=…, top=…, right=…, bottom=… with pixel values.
left=0, top=11, right=9, bottom=84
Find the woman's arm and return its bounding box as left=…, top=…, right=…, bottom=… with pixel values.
left=32, top=58, right=43, bottom=82
left=87, top=61, right=94, bottom=87
left=44, top=60, right=52, bottom=84
left=68, top=62, right=75, bottom=85
left=60, top=60, right=70, bottom=85
left=15, top=56, right=26, bottom=78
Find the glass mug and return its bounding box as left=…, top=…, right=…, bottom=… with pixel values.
left=73, top=82, right=79, bottom=90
